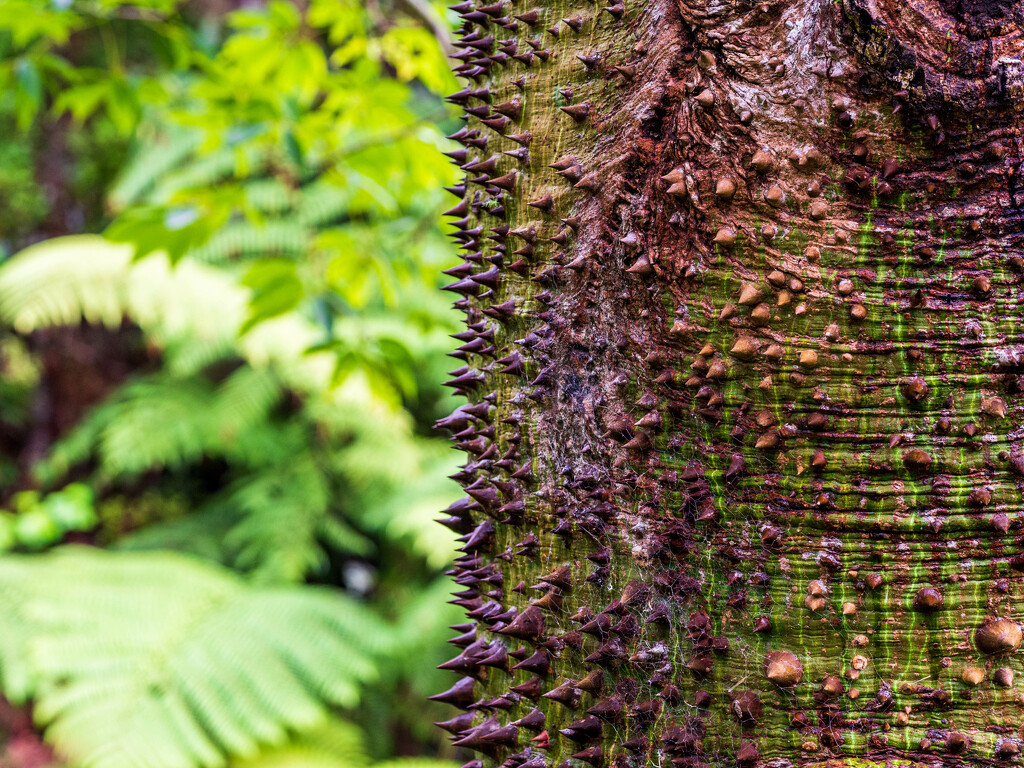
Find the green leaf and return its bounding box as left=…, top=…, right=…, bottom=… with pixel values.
left=106, top=204, right=227, bottom=264
left=42, top=484, right=97, bottom=533
left=14, top=508, right=60, bottom=549
left=219, top=451, right=374, bottom=584
left=0, top=515, right=16, bottom=552
left=230, top=717, right=458, bottom=768
left=231, top=718, right=368, bottom=768
left=0, top=548, right=390, bottom=768
left=13, top=56, right=42, bottom=128
left=240, top=259, right=305, bottom=332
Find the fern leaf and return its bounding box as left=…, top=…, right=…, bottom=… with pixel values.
left=114, top=505, right=236, bottom=566
left=40, top=366, right=286, bottom=482
left=113, top=443, right=370, bottom=582
left=230, top=718, right=368, bottom=768
left=0, top=235, right=330, bottom=386
left=145, top=144, right=266, bottom=206
left=0, top=548, right=388, bottom=768
left=342, top=436, right=460, bottom=569
left=214, top=367, right=283, bottom=440
left=0, top=236, right=135, bottom=332
left=373, top=760, right=458, bottom=768
left=0, top=236, right=246, bottom=376
left=108, top=128, right=204, bottom=212
left=221, top=453, right=372, bottom=583
left=94, top=377, right=220, bottom=475
left=187, top=221, right=309, bottom=264
left=295, top=180, right=352, bottom=228
left=242, top=179, right=297, bottom=216
left=230, top=718, right=457, bottom=768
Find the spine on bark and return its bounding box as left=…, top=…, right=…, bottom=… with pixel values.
left=434, top=0, right=1024, bottom=766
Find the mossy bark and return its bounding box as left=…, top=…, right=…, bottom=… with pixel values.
left=436, top=2, right=1024, bottom=767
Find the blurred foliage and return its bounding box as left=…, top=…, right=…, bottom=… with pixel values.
left=0, top=548, right=385, bottom=768
left=0, top=0, right=463, bottom=767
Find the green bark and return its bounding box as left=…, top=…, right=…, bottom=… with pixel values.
left=436, top=1, right=1024, bottom=767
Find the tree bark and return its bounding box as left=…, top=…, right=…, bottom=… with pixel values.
left=436, top=2, right=1024, bottom=767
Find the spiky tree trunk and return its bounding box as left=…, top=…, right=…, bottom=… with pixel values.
left=434, top=2, right=1024, bottom=767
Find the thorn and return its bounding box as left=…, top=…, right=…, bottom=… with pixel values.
left=498, top=605, right=545, bottom=640
left=560, top=102, right=591, bottom=122
left=574, top=172, right=601, bottom=192
left=435, top=712, right=475, bottom=734
left=504, top=146, right=530, bottom=162
left=512, top=649, right=551, bottom=675
left=528, top=194, right=554, bottom=212
left=428, top=677, right=477, bottom=707
left=481, top=116, right=510, bottom=133
left=514, top=9, right=540, bottom=24
left=512, top=708, right=545, bottom=729
left=572, top=747, right=602, bottom=767
left=493, top=98, right=523, bottom=119
left=489, top=171, right=518, bottom=191
left=626, top=254, right=653, bottom=274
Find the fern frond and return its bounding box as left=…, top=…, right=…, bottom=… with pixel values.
left=0, top=236, right=246, bottom=377
left=225, top=450, right=373, bottom=581
left=213, top=366, right=283, bottom=441
left=187, top=221, right=310, bottom=264
left=373, top=759, right=458, bottom=768
left=126, top=254, right=247, bottom=376
left=110, top=433, right=370, bottom=582
left=108, top=128, right=204, bottom=212
left=39, top=367, right=284, bottom=482
left=0, top=237, right=135, bottom=332
left=37, top=379, right=177, bottom=482
left=230, top=719, right=369, bottom=768
left=36, top=376, right=217, bottom=480
left=95, top=377, right=219, bottom=475
left=145, top=144, right=267, bottom=206
left=295, top=180, right=352, bottom=228
left=113, top=458, right=367, bottom=583
left=114, top=504, right=236, bottom=565
left=230, top=716, right=457, bottom=768
left=0, top=235, right=331, bottom=386
left=0, top=547, right=389, bottom=768
left=221, top=454, right=335, bottom=583
left=356, top=445, right=461, bottom=569
left=242, top=179, right=297, bottom=216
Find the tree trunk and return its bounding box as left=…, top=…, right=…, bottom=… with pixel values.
left=435, top=2, right=1024, bottom=767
